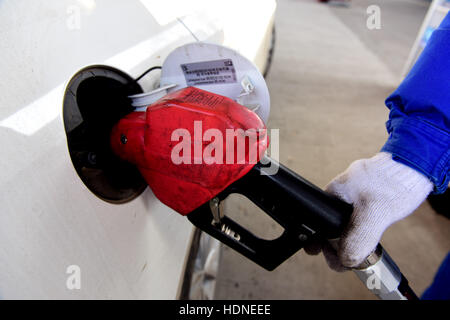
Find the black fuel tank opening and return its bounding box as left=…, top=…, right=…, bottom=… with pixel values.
left=63, top=65, right=147, bottom=204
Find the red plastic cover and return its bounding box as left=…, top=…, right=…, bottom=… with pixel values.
left=111, top=87, right=268, bottom=215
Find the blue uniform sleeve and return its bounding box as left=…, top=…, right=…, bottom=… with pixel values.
left=421, top=252, right=450, bottom=300
left=381, top=14, right=450, bottom=194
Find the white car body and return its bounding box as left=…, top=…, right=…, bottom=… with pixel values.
left=0, top=0, right=275, bottom=299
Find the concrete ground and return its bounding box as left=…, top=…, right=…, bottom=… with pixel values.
left=214, top=0, right=450, bottom=299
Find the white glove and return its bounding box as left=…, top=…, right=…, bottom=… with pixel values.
left=305, top=152, right=433, bottom=270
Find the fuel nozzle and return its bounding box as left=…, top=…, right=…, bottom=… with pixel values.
left=110, top=86, right=268, bottom=215
left=108, top=42, right=418, bottom=300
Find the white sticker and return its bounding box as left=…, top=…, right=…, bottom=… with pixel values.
left=181, top=59, right=237, bottom=86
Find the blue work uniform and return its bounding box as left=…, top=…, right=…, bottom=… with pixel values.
left=381, top=13, right=450, bottom=299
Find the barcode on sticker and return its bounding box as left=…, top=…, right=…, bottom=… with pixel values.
left=181, top=59, right=237, bottom=86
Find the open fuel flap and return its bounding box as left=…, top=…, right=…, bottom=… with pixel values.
left=63, top=65, right=147, bottom=203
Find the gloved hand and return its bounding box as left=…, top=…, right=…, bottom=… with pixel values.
left=305, top=152, right=433, bottom=271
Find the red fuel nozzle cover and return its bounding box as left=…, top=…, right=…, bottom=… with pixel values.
left=111, top=87, right=268, bottom=215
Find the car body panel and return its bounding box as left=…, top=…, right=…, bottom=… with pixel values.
left=0, top=0, right=276, bottom=299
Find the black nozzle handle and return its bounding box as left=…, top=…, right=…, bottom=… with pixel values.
left=188, top=156, right=353, bottom=270
left=243, top=156, right=354, bottom=239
